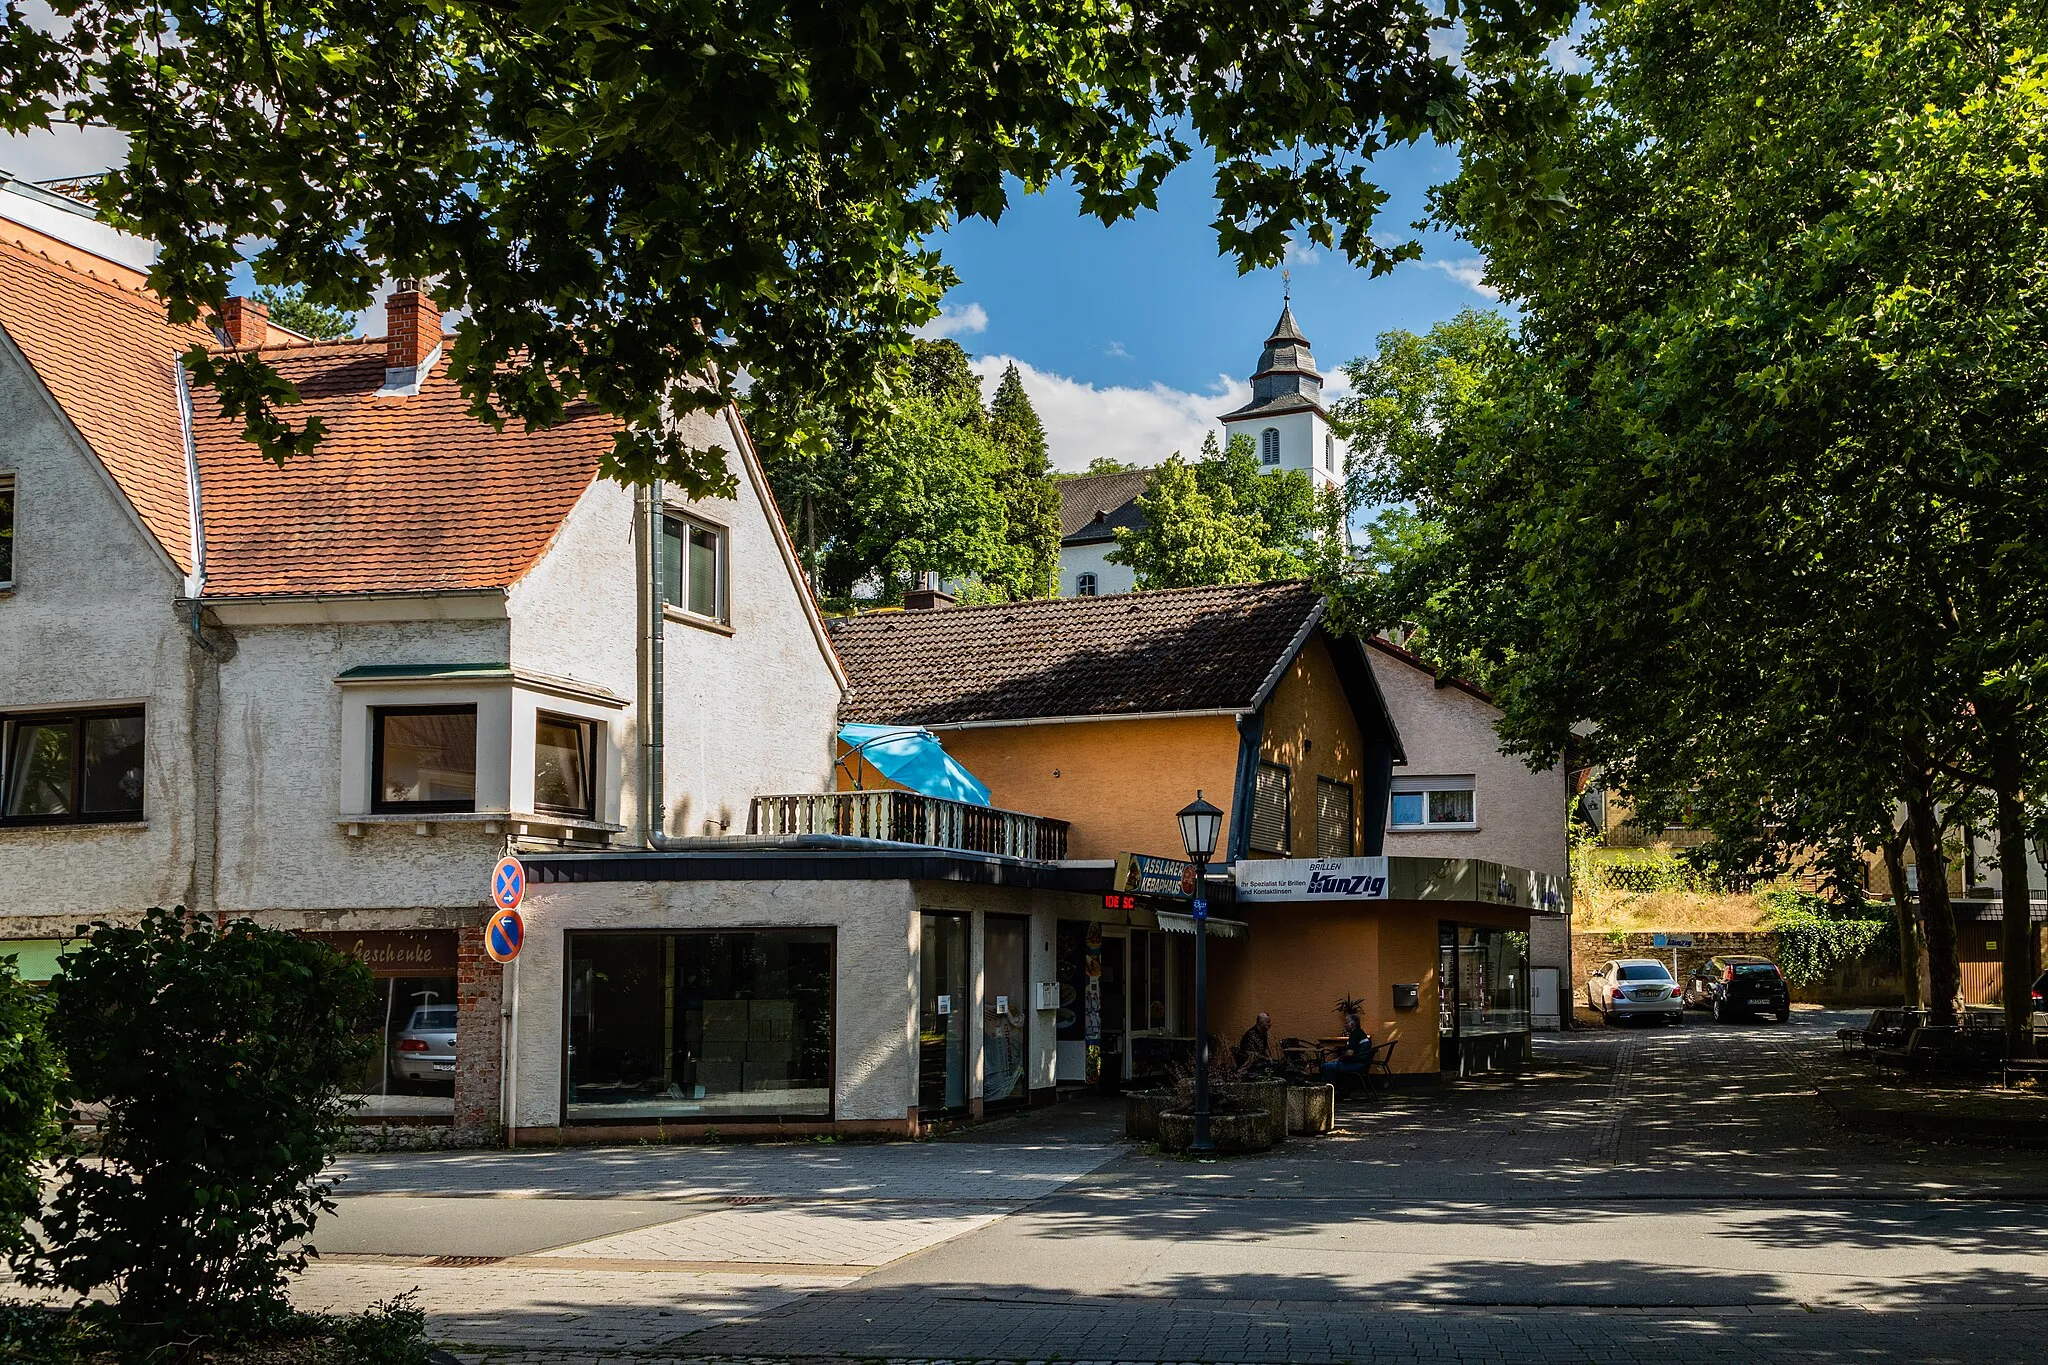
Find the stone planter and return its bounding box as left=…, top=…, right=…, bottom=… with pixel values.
left=1286, top=1083, right=1336, bottom=1136
left=1156, top=1108, right=1274, bottom=1155
left=1218, top=1080, right=1288, bottom=1145
left=1124, top=1090, right=1172, bottom=1143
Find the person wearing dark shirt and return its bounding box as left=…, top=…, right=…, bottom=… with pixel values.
left=1321, top=1006, right=1372, bottom=1094
left=1233, top=1012, right=1272, bottom=1074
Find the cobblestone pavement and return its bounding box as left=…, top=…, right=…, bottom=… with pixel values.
left=293, top=1012, right=2048, bottom=1363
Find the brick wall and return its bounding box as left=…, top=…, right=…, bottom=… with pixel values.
left=454, top=924, right=504, bottom=1139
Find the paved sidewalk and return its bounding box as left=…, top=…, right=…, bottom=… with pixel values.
left=291, top=1015, right=2048, bottom=1363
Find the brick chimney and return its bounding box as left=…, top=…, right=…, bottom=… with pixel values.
left=218, top=296, right=268, bottom=349
left=384, top=279, right=441, bottom=383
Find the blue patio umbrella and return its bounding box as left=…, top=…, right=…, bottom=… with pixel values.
left=836, top=723, right=992, bottom=806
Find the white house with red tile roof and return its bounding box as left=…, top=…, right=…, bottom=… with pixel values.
left=0, top=182, right=848, bottom=1136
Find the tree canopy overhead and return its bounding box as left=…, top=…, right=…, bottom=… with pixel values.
left=1, top=0, right=1573, bottom=495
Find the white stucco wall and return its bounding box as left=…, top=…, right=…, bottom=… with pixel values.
left=1220, top=407, right=1342, bottom=490
left=510, top=877, right=921, bottom=1127
left=1367, top=646, right=1568, bottom=879
left=652, top=430, right=842, bottom=837
left=912, top=882, right=1086, bottom=1100
left=0, top=335, right=200, bottom=924
left=210, top=616, right=515, bottom=914
left=1058, top=539, right=1136, bottom=598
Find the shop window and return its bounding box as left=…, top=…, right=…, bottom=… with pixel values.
left=1251, top=761, right=1291, bottom=853
left=534, top=712, right=597, bottom=818
left=983, top=916, right=1030, bottom=1106
left=0, top=473, right=14, bottom=587
left=567, top=929, right=833, bottom=1121
left=1075, top=572, right=1097, bottom=597
left=1260, top=427, right=1281, bottom=464
left=317, top=930, right=460, bottom=1119
left=0, top=706, right=144, bottom=825
left=372, top=705, right=477, bottom=813
left=1389, top=775, right=1476, bottom=830
left=1129, top=927, right=1173, bottom=1032
left=1316, top=777, right=1354, bottom=857
left=663, top=514, right=727, bottom=622
left=1441, top=923, right=1530, bottom=1044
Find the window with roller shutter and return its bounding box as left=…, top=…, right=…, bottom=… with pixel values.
left=1316, top=777, right=1353, bottom=857
left=1251, top=761, right=1291, bottom=853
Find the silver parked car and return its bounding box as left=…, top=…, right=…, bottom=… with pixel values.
left=391, top=1004, right=458, bottom=1082
left=1586, top=959, right=1684, bottom=1025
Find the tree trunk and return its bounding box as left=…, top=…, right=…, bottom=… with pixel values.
left=1881, top=826, right=1922, bottom=1009
left=1988, top=723, right=2035, bottom=1059
left=1905, top=789, right=1962, bottom=1026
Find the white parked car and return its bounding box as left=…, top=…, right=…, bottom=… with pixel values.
left=1586, top=959, right=1683, bottom=1025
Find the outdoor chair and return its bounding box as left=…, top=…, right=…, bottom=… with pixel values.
left=1872, top=1025, right=1963, bottom=1072
left=1365, top=1040, right=1397, bottom=1088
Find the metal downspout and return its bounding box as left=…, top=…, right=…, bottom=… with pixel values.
left=176, top=362, right=224, bottom=912
left=641, top=483, right=685, bottom=849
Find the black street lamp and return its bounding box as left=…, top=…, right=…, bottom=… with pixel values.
left=1177, top=790, right=1224, bottom=1154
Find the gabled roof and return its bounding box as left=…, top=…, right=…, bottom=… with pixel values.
left=187, top=338, right=608, bottom=596
left=1056, top=469, right=1151, bottom=545
left=1366, top=633, right=1497, bottom=707
left=0, top=237, right=208, bottom=573
left=834, top=580, right=1326, bottom=726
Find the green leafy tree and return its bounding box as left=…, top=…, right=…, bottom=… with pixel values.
left=1109, top=455, right=1274, bottom=588
left=1332, top=0, right=2048, bottom=1034
left=1109, top=433, right=1325, bottom=587
left=0, top=0, right=1575, bottom=494
left=0, top=956, right=60, bottom=1264
left=18, top=908, right=376, bottom=1345
left=1057, top=457, right=1150, bottom=479
left=987, top=364, right=1062, bottom=599
left=251, top=284, right=357, bottom=341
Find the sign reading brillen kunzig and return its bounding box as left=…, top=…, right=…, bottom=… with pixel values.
left=1233, top=857, right=1391, bottom=903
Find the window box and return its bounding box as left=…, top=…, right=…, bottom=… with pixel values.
left=0, top=706, right=145, bottom=826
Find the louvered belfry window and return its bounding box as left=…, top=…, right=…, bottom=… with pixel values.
left=1251, top=762, right=1291, bottom=853
left=1316, top=777, right=1354, bottom=857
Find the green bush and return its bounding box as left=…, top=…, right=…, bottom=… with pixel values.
left=16, top=907, right=375, bottom=1347
left=1759, top=887, right=1898, bottom=986
left=0, top=954, right=62, bottom=1260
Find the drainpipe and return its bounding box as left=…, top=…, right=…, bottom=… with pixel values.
left=176, top=362, right=225, bottom=913
left=639, top=483, right=686, bottom=849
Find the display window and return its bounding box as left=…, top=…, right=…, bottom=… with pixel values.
left=307, top=930, right=460, bottom=1119
left=566, top=929, right=833, bottom=1121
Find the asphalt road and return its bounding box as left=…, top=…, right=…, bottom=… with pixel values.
left=289, top=1009, right=2048, bottom=1363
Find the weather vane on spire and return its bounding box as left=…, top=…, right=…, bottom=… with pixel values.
left=1282, top=267, right=1291, bottom=303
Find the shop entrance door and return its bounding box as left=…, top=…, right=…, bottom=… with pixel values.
left=983, top=916, right=1030, bottom=1106
left=1438, top=923, right=1459, bottom=1074
left=1097, top=935, right=1128, bottom=1090
left=919, top=912, right=970, bottom=1115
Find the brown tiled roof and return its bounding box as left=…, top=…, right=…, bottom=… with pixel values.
left=188, top=339, right=612, bottom=596
left=833, top=580, right=1324, bottom=725
left=0, top=238, right=207, bottom=572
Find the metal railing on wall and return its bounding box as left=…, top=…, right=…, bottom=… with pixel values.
left=749, top=790, right=1069, bottom=861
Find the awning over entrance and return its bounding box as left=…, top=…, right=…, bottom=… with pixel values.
left=1155, top=911, right=1248, bottom=939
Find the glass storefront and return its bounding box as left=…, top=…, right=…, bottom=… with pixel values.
left=308, top=930, right=460, bottom=1120
left=919, top=912, right=970, bottom=1114
left=566, top=930, right=833, bottom=1121
left=1438, top=923, right=1530, bottom=1073
left=983, top=916, right=1029, bottom=1106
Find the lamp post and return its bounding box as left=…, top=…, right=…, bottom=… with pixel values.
left=1177, top=790, right=1224, bottom=1154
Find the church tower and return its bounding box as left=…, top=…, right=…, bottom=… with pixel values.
left=1218, top=299, right=1342, bottom=491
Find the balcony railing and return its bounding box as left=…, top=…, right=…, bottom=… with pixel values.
left=749, top=790, right=1069, bottom=861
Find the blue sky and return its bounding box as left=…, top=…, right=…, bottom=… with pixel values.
left=3, top=123, right=1499, bottom=471
left=935, top=142, right=1502, bottom=469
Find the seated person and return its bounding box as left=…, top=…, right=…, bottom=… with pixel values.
left=1233, top=1012, right=1273, bottom=1075
left=1319, top=1006, right=1373, bottom=1094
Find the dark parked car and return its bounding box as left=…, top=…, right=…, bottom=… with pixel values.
left=1684, top=955, right=1791, bottom=1023
left=2032, top=970, right=2047, bottom=1014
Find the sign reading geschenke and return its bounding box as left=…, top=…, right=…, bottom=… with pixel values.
left=1233, top=856, right=1390, bottom=903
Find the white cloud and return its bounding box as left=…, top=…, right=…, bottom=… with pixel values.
left=971, top=355, right=1249, bottom=472
left=916, top=301, right=989, bottom=340
left=1418, top=256, right=1499, bottom=299
left=1104, top=340, right=1130, bottom=359
left=1283, top=238, right=1321, bottom=266
left=1, top=125, right=129, bottom=184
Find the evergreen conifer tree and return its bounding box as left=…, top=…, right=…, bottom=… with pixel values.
left=987, top=364, right=1062, bottom=599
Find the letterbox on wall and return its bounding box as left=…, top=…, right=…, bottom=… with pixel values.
left=1392, top=982, right=1420, bottom=1010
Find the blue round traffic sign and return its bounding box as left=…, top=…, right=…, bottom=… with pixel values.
left=486, top=906, right=525, bottom=963
left=491, top=855, right=525, bottom=912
